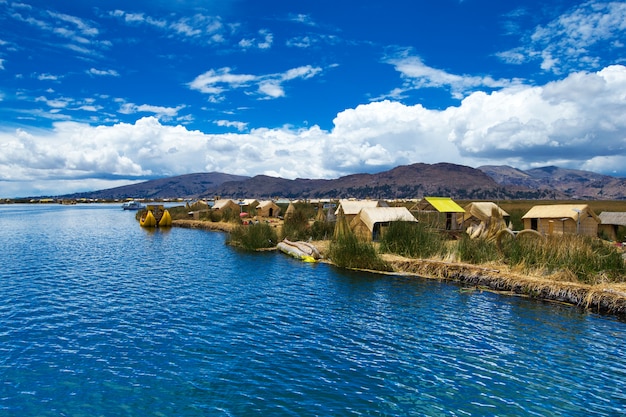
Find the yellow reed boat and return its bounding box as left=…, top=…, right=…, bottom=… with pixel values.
left=140, top=205, right=172, bottom=228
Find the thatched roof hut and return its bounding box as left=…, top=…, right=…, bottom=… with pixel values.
left=598, top=212, right=626, bottom=241
left=335, top=199, right=387, bottom=224
left=239, top=199, right=259, bottom=214
left=411, top=197, right=465, bottom=231
left=349, top=206, right=418, bottom=242
left=212, top=199, right=241, bottom=213
left=522, top=204, right=600, bottom=237
left=256, top=200, right=281, bottom=218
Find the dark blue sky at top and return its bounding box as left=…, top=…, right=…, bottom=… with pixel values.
left=0, top=0, right=574, bottom=132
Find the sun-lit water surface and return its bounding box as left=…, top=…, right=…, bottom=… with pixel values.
left=1, top=204, right=625, bottom=416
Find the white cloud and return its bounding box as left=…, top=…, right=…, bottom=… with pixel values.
left=188, top=65, right=323, bottom=101
left=239, top=29, right=273, bottom=50
left=110, top=10, right=226, bottom=44
left=4, top=65, right=626, bottom=197
left=498, top=1, right=626, bottom=73
left=215, top=120, right=248, bottom=131
left=385, top=53, right=521, bottom=99
left=118, top=102, right=186, bottom=118
left=88, top=68, right=119, bottom=77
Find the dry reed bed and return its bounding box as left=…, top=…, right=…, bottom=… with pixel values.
left=169, top=226, right=626, bottom=317
left=173, top=219, right=237, bottom=232
left=382, top=254, right=626, bottom=317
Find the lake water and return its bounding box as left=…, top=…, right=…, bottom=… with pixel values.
left=1, top=203, right=625, bottom=416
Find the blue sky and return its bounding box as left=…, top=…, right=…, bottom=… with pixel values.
left=1, top=0, right=626, bottom=197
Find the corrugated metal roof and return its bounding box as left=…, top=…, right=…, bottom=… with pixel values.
left=522, top=204, right=599, bottom=222
left=418, top=197, right=465, bottom=213
left=599, top=212, right=626, bottom=226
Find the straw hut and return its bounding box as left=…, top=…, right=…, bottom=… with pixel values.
left=315, top=203, right=326, bottom=222
left=458, top=202, right=510, bottom=238
left=256, top=200, right=281, bottom=218
left=598, top=212, right=626, bottom=241
left=349, top=206, right=417, bottom=241
left=284, top=202, right=296, bottom=221
left=411, top=197, right=465, bottom=231
left=335, top=199, right=387, bottom=225
left=521, top=204, right=600, bottom=237
left=239, top=199, right=259, bottom=215
left=212, top=199, right=241, bottom=213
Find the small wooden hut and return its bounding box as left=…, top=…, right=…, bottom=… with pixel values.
left=521, top=204, right=599, bottom=237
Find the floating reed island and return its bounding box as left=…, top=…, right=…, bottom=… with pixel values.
left=162, top=200, right=626, bottom=318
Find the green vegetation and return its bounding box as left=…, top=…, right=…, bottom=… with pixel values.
left=500, top=233, right=626, bottom=284
left=379, top=222, right=447, bottom=259
left=227, top=222, right=278, bottom=251
left=455, top=234, right=500, bottom=264
left=282, top=204, right=311, bottom=240
left=310, top=219, right=335, bottom=240
left=328, top=232, right=392, bottom=272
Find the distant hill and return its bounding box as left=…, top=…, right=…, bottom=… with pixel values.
left=199, top=162, right=557, bottom=200
left=478, top=165, right=626, bottom=200
left=65, top=172, right=249, bottom=200
left=62, top=163, right=568, bottom=201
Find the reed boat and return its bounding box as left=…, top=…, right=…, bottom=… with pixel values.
left=277, top=239, right=320, bottom=262
left=140, top=205, right=172, bottom=228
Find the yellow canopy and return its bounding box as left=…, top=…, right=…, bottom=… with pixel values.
left=415, top=197, right=465, bottom=213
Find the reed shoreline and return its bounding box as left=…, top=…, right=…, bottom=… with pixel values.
left=172, top=219, right=626, bottom=318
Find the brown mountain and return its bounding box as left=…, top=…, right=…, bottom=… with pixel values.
left=62, top=162, right=626, bottom=201
left=199, top=163, right=558, bottom=200
left=478, top=165, right=626, bottom=200
left=65, top=172, right=249, bottom=200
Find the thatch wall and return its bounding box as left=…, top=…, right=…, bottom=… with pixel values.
left=522, top=204, right=599, bottom=237
left=256, top=201, right=281, bottom=217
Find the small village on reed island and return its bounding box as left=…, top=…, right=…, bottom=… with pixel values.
left=86, top=194, right=626, bottom=319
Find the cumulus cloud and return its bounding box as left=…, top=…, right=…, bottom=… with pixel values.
left=3, top=65, right=626, bottom=197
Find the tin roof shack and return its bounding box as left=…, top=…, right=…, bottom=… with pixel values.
left=350, top=207, right=418, bottom=242
left=411, top=197, right=465, bottom=231
left=522, top=204, right=600, bottom=237
left=256, top=200, right=281, bottom=218
left=598, top=212, right=626, bottom=241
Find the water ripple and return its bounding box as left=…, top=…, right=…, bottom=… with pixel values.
left=1, top=205, right=626, bottom=416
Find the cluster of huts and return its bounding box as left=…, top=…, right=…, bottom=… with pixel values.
left=187, top=196, right=626, bottom=243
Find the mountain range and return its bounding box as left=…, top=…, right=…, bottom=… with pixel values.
left=62, top=163, right=626, bottom=201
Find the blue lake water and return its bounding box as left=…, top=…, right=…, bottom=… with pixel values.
left=1, top=203, right=625, bottom=416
